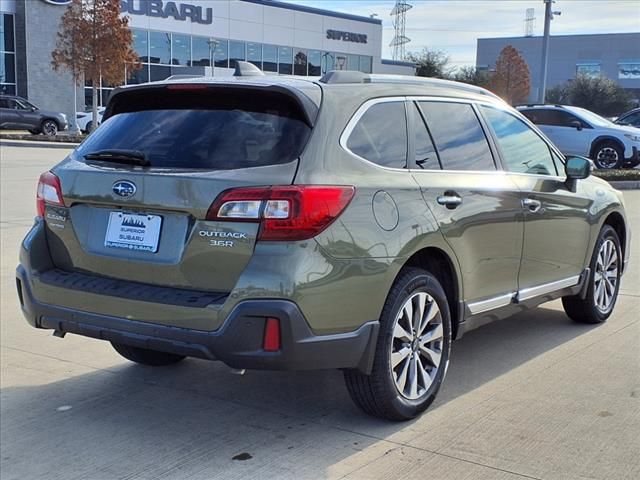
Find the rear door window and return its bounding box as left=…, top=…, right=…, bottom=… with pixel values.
left=411, top=102, right=440, bottom=170
left=417, top=101, right=495, bottom=171
left=76, top=88, right=312, bottom=170
left=346, top=101, right=408, bottom=169
left=481, top=106, right=558, bottom=176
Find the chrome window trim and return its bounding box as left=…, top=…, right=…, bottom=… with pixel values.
left=517, top=275, right=581, bottom=302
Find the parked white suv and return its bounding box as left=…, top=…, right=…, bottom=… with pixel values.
left=518, top=104, right=640, bottom=169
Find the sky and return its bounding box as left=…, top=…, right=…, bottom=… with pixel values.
left=280, top=0, right=640, bottom=68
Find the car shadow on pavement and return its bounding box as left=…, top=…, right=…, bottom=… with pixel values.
left=0, top=304, right=600, bottom=479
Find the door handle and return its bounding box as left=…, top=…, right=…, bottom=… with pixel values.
left=437, top=194, right=463, bottom=209
left=522, top=198, right=542, bottom=213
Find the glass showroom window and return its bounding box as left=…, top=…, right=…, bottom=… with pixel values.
left=347, top=54, right=359, bottom=71
left=359, top=56, right=372, bottom=74
left=214, top=39, right=229, bottom=68
left=172, top=34, right=191, bottom=66
left=229, top=41, right=245, bottom=69
left=263, top=44, right=278, bottom=72
left=247, top=43, right=262, bottom=69
left=192, top=36, right=210, bottom=66
left=321, top=52, right=334, bottom=74
left=576, top=63, right=600, bottom=78
left=294, top=49, right=308, bottom=76
left=149, top=31, right=171, bottom=65
left=131, top=28, right=149, bottom=62
left=619, top=62, right=640, bottom=80
left=279, top=46, right=293, bottom=74
left=0, top=13, right=16, bottom=95
left=308, top=50, right=321, bottom=76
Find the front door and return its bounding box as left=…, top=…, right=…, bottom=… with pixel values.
left=480, top=105, right=592, bottom=295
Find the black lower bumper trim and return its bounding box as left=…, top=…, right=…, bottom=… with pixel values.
left=17, top=266, right=379, bottom=373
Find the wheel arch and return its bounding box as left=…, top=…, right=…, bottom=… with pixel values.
left=589, top=135, right=625, bottom=158
left=603, top=211, right=627, bottom=272
left=40, top=117, right=60, bottom=129
left=401, top=247, right=462, bottom=339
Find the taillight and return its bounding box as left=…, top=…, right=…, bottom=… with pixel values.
left=36, top=171, right=64, bottom=217
left=207, top=186, right=355, bottom=241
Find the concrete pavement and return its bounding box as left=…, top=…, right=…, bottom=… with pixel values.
left=1, top=145, right=639, bottom=480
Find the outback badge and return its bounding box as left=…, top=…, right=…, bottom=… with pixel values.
left=112, top=180, right=137, bottom=198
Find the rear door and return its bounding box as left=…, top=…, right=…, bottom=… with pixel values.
left=480, top=105, right=592, bottom=295
left=47, top=84, right=318, bottom=293
left=0, top=98, right=19, bottom=128
left=410, top=99, right=524, bottom=312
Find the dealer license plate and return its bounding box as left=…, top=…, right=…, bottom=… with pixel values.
left=104, top=212, right=162, bottom=253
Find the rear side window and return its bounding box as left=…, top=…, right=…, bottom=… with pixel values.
left=76, top=89, right=312, bottom=170
left=418, top=101, right=495, bottom=171
left=481, top=106, right=558, bottom=176
left=346, top=101, right=408, bottom=169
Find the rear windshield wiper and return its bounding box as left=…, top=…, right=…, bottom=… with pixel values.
left=83, top=149, right=151, bottom=167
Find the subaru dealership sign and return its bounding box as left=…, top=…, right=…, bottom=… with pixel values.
left=121, top=0, right=213, bottom=25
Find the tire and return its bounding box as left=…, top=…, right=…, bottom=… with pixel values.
left=41, top=119, right=58, bottom=137
left=344, top=267, right=452, bottom=421
left=85, top=121, right=93, bottom=133
left=562, top=225, right=622, bottom=324
left=592, top=141, right=624, bottom=169
left=111, top=342, right=186, bottom=366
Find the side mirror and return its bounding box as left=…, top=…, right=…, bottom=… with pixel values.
left=31, top=107, right=37, bottom=112
left=569, top=120, right=583, bottom=131
left=565, top=156, right=592, bottom=192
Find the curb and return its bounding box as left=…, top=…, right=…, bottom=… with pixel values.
left=607, top=180, right=640, bottom=190
left=0, top=140, right=79, bottom=149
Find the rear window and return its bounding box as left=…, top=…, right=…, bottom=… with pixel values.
left=76, top=88, right=312, bottom=170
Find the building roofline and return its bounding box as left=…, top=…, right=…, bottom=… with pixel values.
left=239, top=0, right=383, bottom=25
left=478, top=32, right=640, bottom=41
left=381, top=59, right=416, bottom=67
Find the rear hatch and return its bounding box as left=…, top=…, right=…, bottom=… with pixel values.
left=45, top=81, right=320, bottom=293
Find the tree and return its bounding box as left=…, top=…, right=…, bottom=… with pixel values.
left=52, top=0, right=139, bottom=131
left=564, top=74, right=632, bottom=116
left=406, top=47, right=452, bottom=79
left=487, top=45, right=530, bottom=105
left=544, top=84, right=568, bottom=104
left=452, top=66, right=491, bottom=88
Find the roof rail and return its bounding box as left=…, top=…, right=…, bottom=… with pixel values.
left=234, top=61, right=265, bottom=77
left=165, top=74, right=204, bottom=81
left=318, top=71, right=501, bottom=99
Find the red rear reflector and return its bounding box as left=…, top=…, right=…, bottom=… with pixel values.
left=263, top=317, right=281, bottom=352
left=207, top=186, right=355, bottom=241
left=36, top=171, right=64, bottom=217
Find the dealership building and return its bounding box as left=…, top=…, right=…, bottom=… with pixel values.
left=0, top=0, right=415, bottom=127
left=476, top=33, right=640, bottom=103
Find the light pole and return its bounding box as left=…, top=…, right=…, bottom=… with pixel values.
left=207, top=38, right=219, bottom=77
left=539, top=0, right=561, bottom=103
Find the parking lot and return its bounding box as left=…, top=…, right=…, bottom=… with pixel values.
left=1, top=144, right=639, bottom=480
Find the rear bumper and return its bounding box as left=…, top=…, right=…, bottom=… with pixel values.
left=16, top=265, right=379, bottom=373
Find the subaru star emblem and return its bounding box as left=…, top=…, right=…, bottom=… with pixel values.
left=112, top=181, right=137, bottom=198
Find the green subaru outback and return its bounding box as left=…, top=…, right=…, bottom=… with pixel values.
left=16, top=68, right=630, bottom=420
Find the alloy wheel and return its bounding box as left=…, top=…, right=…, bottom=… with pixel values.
left=596, top=147, right=619, bottom=169
left=593, top=239, right=619, bottom=313
left=390, top=292, right=443, bottom=400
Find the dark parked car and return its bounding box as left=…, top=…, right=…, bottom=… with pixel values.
left=0, top=95, right=68, bottom=136
left=615, top=108, right=640, bottom=128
